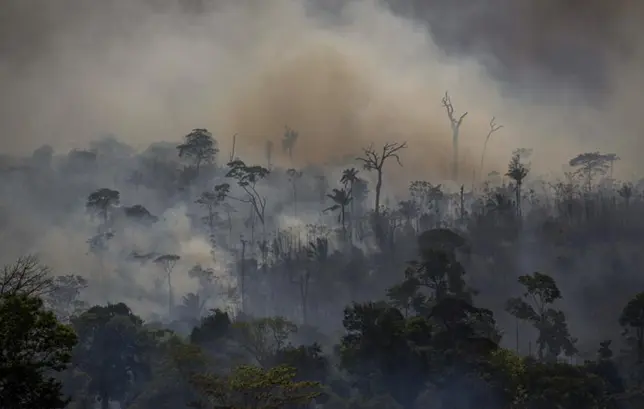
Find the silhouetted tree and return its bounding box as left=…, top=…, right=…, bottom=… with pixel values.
left=357, top=142, right=407, bottom=216
left=442, top=91, right=468, bottom=181
left=177, top=128, right=218, bottom=176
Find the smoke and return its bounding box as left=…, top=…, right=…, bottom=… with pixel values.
left=3, top=0, right=644, bottom=184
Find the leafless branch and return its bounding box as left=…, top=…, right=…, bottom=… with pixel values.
left=486, top=117, right=503, bottom=142
left=0, top=255, right=54, bottom=297
left=441, top=91, right=468, bottom=128
left=356, top=142, right=408, bottom=170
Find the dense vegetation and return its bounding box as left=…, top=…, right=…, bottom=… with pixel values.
left=1, top=126, right=644, bottom=409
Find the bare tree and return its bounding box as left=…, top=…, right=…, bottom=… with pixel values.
left=479, top=117, right=503, bottom=180
left=356, top=142, right=407, bottom=216
left=441, top=92, right=468, bottom=181
left=0, top=255, right=54, bottom=297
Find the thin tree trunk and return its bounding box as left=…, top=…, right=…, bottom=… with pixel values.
left=375, top=172, right=383, bottom=215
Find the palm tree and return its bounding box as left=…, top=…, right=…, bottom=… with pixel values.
left=341, top=167, right=360, bottom=229
left=324, top=188, right=352, bottom=234
left=506, top=151, right=530, bottom=217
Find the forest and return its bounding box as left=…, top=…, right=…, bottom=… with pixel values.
left=1, top=120, right=644, bottom=409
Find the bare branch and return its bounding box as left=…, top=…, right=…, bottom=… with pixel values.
left=486, top=117, right=503, bottom=141
left=0, top=255, right=54, bottom=297
left=442, top=91, right=468, bottom=128
left=356, top=142, right=407, bottom=170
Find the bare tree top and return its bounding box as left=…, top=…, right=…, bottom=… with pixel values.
left=486, top=117, right=503, bottom=141
left=356, top=142, right=408, bottom=170
left=441, top=91, right=468, bottom=128
left=0, top=255, right=54, bottom=298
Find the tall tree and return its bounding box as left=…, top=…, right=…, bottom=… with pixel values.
left=282, top=126, right=299, bottom=163
left=154, top=254, right=181, bottom=317
left=86, top=188, right=120, bottom=227
left=196, top=188, right=227, bottom=236
left=506, top=272, right=576, bottom=361
left=506, top=150, right=530, bottom=216
left=324, top=188, right=352, bottom=234
left=72, top=303, right=150, bottom=409
left=0, top=294, right=77, bottom=409
left=341, top=167, right=360, bottom=228
left=568, top=151, right=617, bottom=191
left=356, top=142, right=407, bottom=216
left=177, top=128, right=218, bottom=177
left=441, top=91, right=468, bottom=181
left=479, top=116, right=503, bottom=180
left=217, top=159, right=270, bottom=230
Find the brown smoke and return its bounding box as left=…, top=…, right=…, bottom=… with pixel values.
left=2, top=0, right=644, bottom=182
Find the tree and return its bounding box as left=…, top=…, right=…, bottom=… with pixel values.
left=190, top=308, right=232, bottom=348
left=154, top=254, right=181, bottom=317
left=282, top=126, right=298, bottom=163
left=506, top=150, right=530, bottom=216
left=324, top=188, right=352, bottom=234
left=233, top=317, right=298, bottom=367
left=86, top=188, right=120, bottom=227
left=47, top=274, right=88, bottom=322
left=340, top=301, right=431, bottom=408
left=122, top=204, right=158, bottom=224
left=441, top=91, right=468, bottom=181
left=177, top=128, right=218, bottom=176
left=0, top=294, right=77, bottom=409
left=196, top=189, right=227, bottom=236
left=217, top=159, right=270, bottom=229
left=341, top=167, right=360, bottom=230
left=568, top=152, right=617, bottom=191
left=479, top=116, right=503, bottom=180
left=506, top=273, right=577, bottom=361
left=72, top=303, right=150, bottom=409
left=286, top=168, right=303, bottom=217
left=356, top=142, right=407, bottom=216
left=292, top=238, right=329, bottom=324
left=191, top=364, right=320, bottom=409
left=0, top=255, right=54, bottom=298
left=619, top=292, right=644, bottom=368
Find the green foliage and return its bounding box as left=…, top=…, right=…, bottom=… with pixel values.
left=232, top=317, right=298, bottom=367
left=191, top=364, right=320, bottom=409
left=0, top=294, right=77, bottom=409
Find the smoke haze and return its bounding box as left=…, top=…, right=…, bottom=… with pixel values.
left=2, top=0, right=644, bottom=181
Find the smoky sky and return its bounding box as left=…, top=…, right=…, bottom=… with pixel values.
left=2, top=0, right=644, bottom=180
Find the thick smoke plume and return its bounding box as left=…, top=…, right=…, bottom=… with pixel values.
left=2, top=0, right=644, bottom=182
